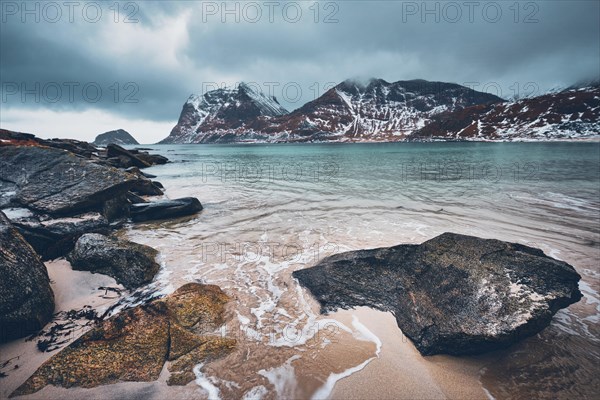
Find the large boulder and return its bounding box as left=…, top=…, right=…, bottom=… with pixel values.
left=0, top=145, right=137, bottom=216
left=67, top=233, right=160, bottom=289
left=293, top=232, right=582, bottom=355
left=0, top=211, right=55, bottom=343
left=12, top=283, right=235, bottom=397
left=130, top=197, right=203, bottom=222
left=5, top=210, right=111, bottom=260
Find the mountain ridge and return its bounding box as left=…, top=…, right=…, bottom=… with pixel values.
left=160, top=78, right=599, bottom=143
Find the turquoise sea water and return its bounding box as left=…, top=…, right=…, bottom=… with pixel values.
left=126, top=142, right=599, bottom=399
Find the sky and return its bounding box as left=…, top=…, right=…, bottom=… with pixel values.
left=1, top=0, right=599, bottom=144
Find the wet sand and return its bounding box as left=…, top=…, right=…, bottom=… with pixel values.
left=329, top=307, right=487, bottom=400
left=1, top=264, right=488, bottom=400
left=0, top=260, right=123, bottom=399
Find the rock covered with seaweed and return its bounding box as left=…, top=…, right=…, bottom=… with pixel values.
left=11, top=283, right=236, bottom=397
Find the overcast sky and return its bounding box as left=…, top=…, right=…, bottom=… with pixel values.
left=1, top=0, right=598, bottom=143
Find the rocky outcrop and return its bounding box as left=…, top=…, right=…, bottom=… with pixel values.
left=130, top=197, right=203, bottom=222
left=293, top=232, right=582, bottom=355
left=6, top=210, right=111, bottom=260
left=0, top=128, right=167, bottom=170
left=93, top=129, right=139, bottom=146
left=0, top=130, right=189, bottom=262
left=11, top=283, right=235, bottom=397
left=105, top=143, right=152, bottom=169
left=0, top=145, right=138, bottom=216
left=67, top=233, right=160, bottom=289
left=0, top=211, right=55, bottom=343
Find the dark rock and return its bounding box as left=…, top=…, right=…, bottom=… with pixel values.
left=134, top=152, right=169, bottom=165
left=67, top=233, right=160, bottom=289
left=126, top=191, right=149, bottom=204
left=125, top=167, right=156, bottom=179
left=152, top=181, right=164, bottom=189
left=101, top=193, right=130, bottom=222
left=106, top=144, right=151, bottom=169
left=0, top=211, right=55, bottom=343
left=1, top=129, right=168, bottom=169
left=0, top=145, right=137, bottom=216
left=142, top=171, right=157, bottom=179
left=12, top=283, right=235, bottom=396
left=130, top=197, right=202, bottom=222
left=38, top=138, right=98, bottom=158
left=8, top=211, right=110, bottom=260
left=93, top=129, right=139, bottom=146
left=124, top=167, right=164, bottom=196
left=130, top=180, right=164, bottom=196
left=0, top=129, right=36, bottom=142
left=293, top=232, right=582, bottom=355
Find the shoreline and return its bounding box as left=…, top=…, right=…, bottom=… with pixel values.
left=0, top=260, right=123, bottom=399
left=327, top=308, right=488, bottom=400
left=148, top=137, right=600, bottom=146
left=2, top=138, right=598, bottom=399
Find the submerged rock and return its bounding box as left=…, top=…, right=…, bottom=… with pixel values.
left=0, top=211, right=55, bottom=343
left=11, top=283, right=235, bottom=397
left=130, top=197, right=203, bottom=222
left=293, top=232, right=582, bottom=355
left=67, top=233, right=160, bottom=290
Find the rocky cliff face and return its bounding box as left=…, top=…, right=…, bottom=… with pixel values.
left=93, top=129, right=139, bottom=146
left=409, top=84, right=600, bottom=141
left=160, top=82, right=289, bottom=144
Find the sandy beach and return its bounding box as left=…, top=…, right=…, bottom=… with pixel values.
left=329, top=307, right=488, bottom=400
left=0, top=260, right=123, bottom=399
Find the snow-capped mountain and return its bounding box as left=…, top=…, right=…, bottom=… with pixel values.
left=160, top=78, right=598, bottom=143
left=160, top=82, right=288, bottom=144
left=263, top=79, right=504, bottom=142
left=160, top=79, right=503, bottom=143
left=409, top=84, right=600, bottom=141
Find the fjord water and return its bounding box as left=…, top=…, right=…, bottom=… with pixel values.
left=126, top=142, right=600, bottom=399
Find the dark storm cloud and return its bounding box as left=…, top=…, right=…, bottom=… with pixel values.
left=1, top=0, right=598, bottom=127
